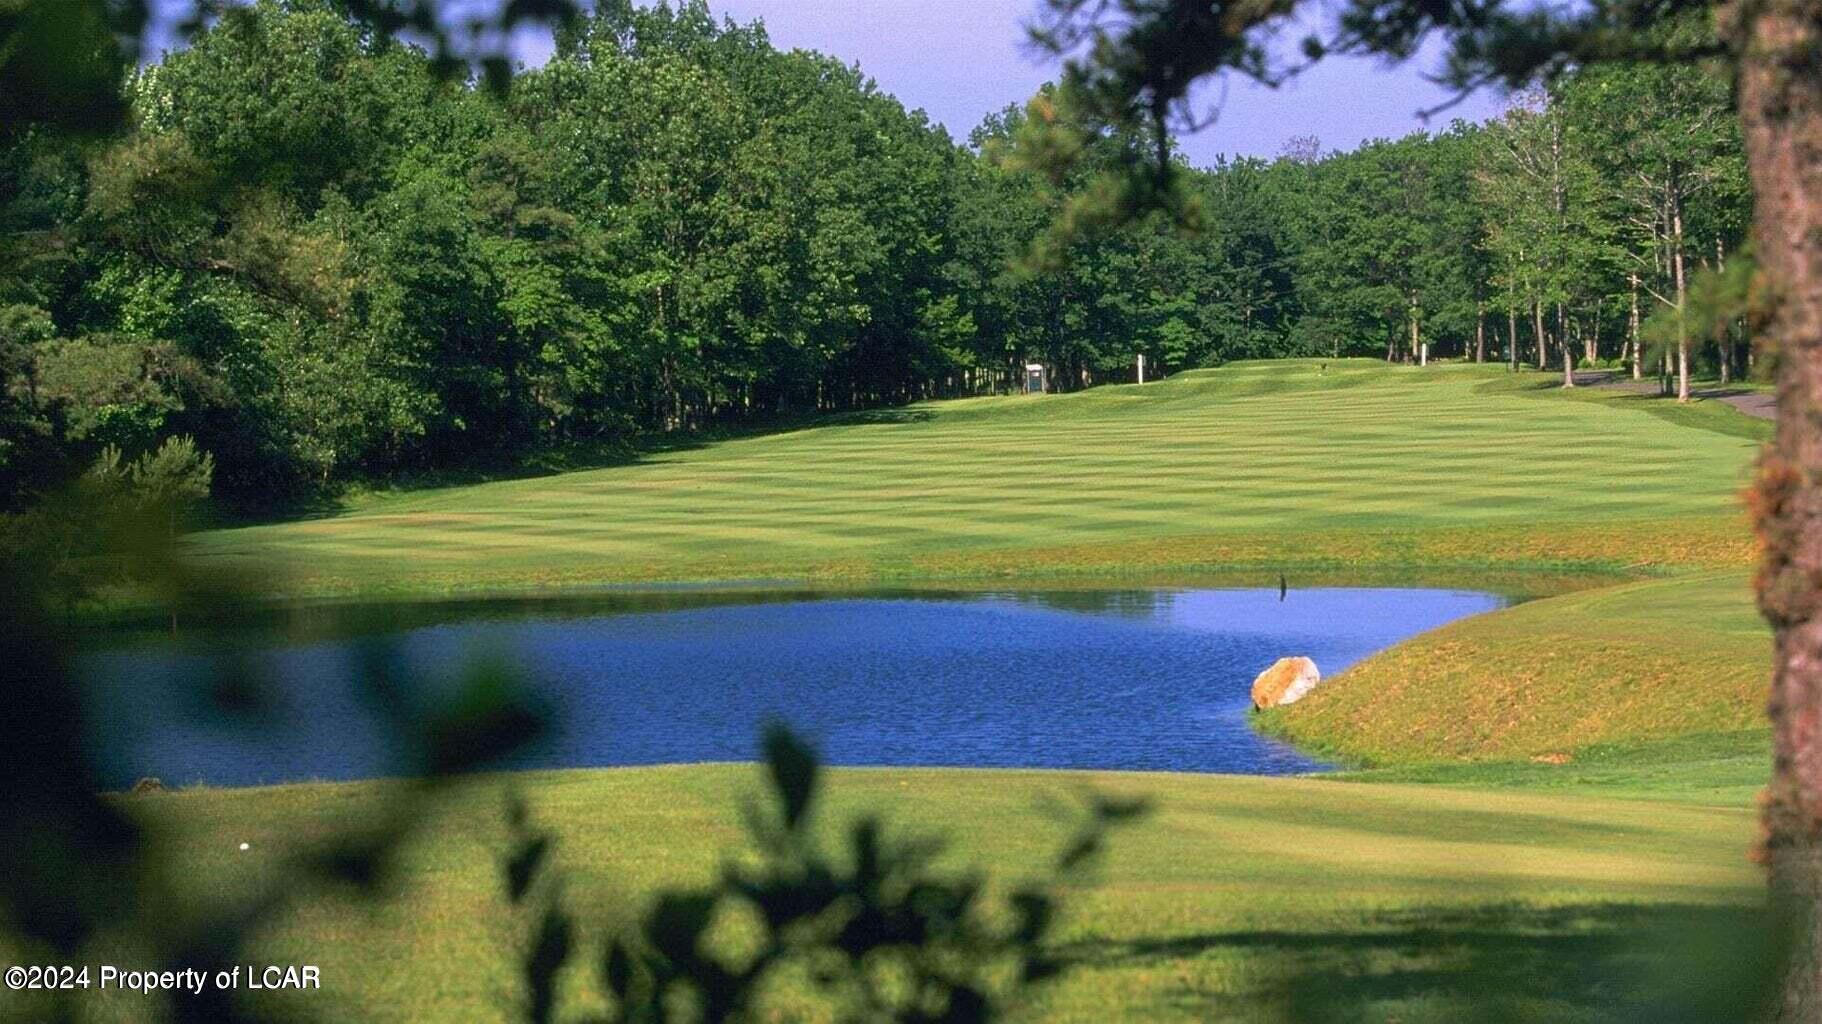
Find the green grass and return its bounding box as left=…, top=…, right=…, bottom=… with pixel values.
left=1483, top=372, right=1777, bottom=442
left=1333, top=730, right=1771, bottom=805
left=69, top=766, right=1771, bottom=1024
left=1601, top=391, right=1774, bottom=442
left=189, top=360, right=1761, bottom=597
left=131, top=359, right=1786, bottom=1020
left=182, top=358, right=1773, bottom=773
left=1263, top=571, right=1772, bottom=766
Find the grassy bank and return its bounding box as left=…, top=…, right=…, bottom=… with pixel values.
left=1334, top=729, right=1771, bottom=805
left=1263, top=571, right=1771, bottom=766
left=82, top=765, right=1770, bottom=1024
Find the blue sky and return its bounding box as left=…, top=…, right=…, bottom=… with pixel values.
left=565, top=1, right=1508, bottom=165
left=150, top=1, right=1510, bottom=167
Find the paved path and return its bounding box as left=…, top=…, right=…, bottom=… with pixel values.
left=1570, top=370, right=1776, bottom=420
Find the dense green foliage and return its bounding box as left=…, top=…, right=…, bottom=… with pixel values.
left=0, top=1, right=1750, bottom=512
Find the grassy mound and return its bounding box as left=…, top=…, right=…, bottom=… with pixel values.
left=1264, top=572, right=1770, bottom=765
left=100, top=765, right=1768, bottom=1024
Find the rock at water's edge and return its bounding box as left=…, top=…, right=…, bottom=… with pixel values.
left=1250, top=657, right=1321, bottom=710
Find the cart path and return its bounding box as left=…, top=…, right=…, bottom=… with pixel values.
left=1569, top=370, right=1776, bottom=420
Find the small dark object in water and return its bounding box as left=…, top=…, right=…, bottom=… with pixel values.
left=131, top=777, right=167, bottom=795
left=1279, top=574, right=1287, bottom=601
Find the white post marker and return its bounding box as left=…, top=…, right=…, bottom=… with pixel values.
left=1137, top=353, right=1146, bottom=384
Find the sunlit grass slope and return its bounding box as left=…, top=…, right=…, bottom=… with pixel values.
left=103, top=766, right=1768, bottom=1024
left=192, top=360, right=1761, bottom=597
left=1266, top=571, right=1772, bottom=766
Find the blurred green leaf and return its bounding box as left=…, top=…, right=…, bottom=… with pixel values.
left=762, top=723, right=819, bottom=833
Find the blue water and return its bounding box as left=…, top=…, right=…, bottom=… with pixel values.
left=83, top=588, right=1501, bottom=788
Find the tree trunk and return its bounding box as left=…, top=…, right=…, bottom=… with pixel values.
left=1672, top=199, right=1692, bottom=402
left=1547, top=120, right=1567, bottom=376
left=1629, top=274, right=1644, bottom=381
left=1412, top=303, right=1426, bottom=367
left=1724, top=0, right=1822, bottom=1017
left=1509, top=306, right=1519, bottom=372
left=1475, top=303, right=1486, bottom=363
left=1558, top=303, right=1570, bottom=374
left=1533, top=300, right=1548, bottom=373
left=1719, top=236, right=1735, bottom=385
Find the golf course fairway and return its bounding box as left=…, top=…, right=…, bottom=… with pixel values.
left=133, top=360, right=1779, bottom=1020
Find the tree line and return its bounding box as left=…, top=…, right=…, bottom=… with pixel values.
left=0, top=1, right=1749, bottom=512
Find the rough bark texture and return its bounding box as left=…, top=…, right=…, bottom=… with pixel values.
left=1725, top=0, right=1822, bottom=1016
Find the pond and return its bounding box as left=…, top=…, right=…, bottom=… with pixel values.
left=82, top=587, right=1503, bottom=788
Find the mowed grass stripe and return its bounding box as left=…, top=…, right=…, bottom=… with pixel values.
left=114, top=766, right=1764, bottom=1024
left=192, top=360, right=1760, bottom=595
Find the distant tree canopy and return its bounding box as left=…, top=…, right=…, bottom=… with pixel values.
left=0, top=0, right=1749, bottom=511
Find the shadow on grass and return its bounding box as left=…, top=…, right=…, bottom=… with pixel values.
left=1477, top=371, right=1773, bottom=442
left=209, top=405, right=943, bottom=528
left=820, top=407, right=937, bottom=426
left=1058, top=901, right=1783, bottom=1023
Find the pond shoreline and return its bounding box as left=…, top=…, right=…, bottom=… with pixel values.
left=81, top=586, right=1504, bottom=789
left=79, top=564, right=1595, bottom=644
